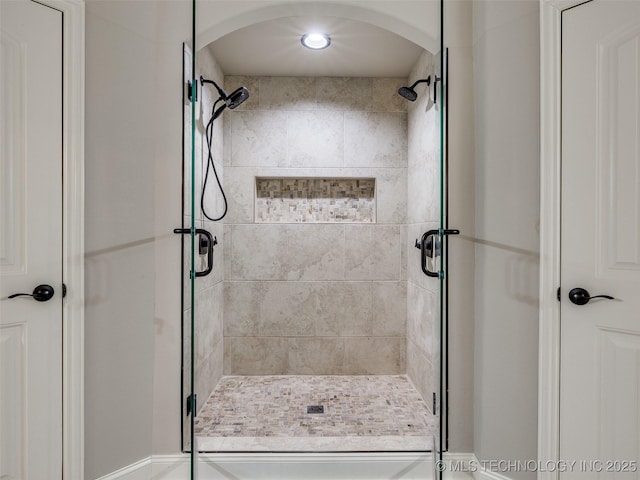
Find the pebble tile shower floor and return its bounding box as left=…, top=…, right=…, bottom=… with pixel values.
left=194, top=375, right=438, bottom=452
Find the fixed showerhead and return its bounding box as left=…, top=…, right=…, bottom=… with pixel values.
left=398, top=86, right=418, bottom=101
left=226, top=86, right=250, bottom=109
left=200, top=76, right=250, bottom=112
left=397, top=77, right=431, bottom=102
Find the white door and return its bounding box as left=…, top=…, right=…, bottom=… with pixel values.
left=562, top=1, right=640, bottom=476
left=0, top=0, right=63, bottom=478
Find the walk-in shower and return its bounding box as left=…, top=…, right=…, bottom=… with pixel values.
left=182, top=3, right=450, bottom=478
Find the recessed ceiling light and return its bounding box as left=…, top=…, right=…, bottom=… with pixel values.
left=301, top=32, right=331, bottom=50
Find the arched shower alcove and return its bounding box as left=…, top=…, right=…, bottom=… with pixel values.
left=181, top=0, right=446, bottom=457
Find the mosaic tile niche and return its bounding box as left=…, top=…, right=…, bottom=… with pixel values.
left=255, top=177, right=376, bottom=223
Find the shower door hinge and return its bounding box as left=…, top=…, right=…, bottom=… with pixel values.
left=186, top=394, right=197, bottom=417
left=557, top=287, right=561, bottom=302
left=432, top=392, right=437, bottom=414
left=187, top=80, right=198, bottom=102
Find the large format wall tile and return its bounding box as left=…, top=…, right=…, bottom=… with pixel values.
left=230, top=225, right=346, bottom=281
left=344, top=112, right=408, bottom=168
left=221, top=167, right=255, bottom=224
left=407, top=282, right=436, bottom=357
left=225, top=281, right=382, bottom=339
left=313, top=282, right=372, bottom=337
left=406, top=340, right=435, bottom=410
left=344, top=337, right=406, bottom=374
left=224, top=337, right=288, bottom=375
left=287, top=337, right=347, bottom=375
left=224, top=336, right=407, bottom=375
left=223, top=281, right=264, bottom=337
left=372, top=282, right=407, bottom=336
left=345, top=225, right=402, bottom=280
left=260, top=282, right=318, bottom=336
left=373, top=78, right=408, bottom=113
left=316, top=77, right=373, bottom=112
left=400, top=225, right=408, bottom=281
left=194, top=283, right=223, bottom=365
left=375, top=168, right=408, bottom=224
left=218, top=71, right=440, bottom=378
left=195, top=341, right=223, bottom=415
left=286, top=224, right=345, bottom=280
left=287, top=111, right=344, bottom=167
left=260, top=77, right=316, bottom=111
left=229, top=111, right=287, bottom=167
left=406, top=50, right=441, bottom=402
left=407, top=163, right=439, bottom=225
left=229, top=225, right=290, bottom=280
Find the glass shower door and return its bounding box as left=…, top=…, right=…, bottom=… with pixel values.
left=437, top=0, right=457, bottom=474
left=420, top=41, right=453, bottom=480
left=181, top=1, right=199, bottom=475
left=184, top=0, right=449, bottom=476
left=184, top=1, right=226, bottom=473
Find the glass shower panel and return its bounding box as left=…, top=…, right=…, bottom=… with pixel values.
left=181, top=1, right=198, bottom=477
left=180, top=39, right=194, bottom=451
left=437, top=0, right=456, bottom=475
left=436, top=41, right=446, bottom=480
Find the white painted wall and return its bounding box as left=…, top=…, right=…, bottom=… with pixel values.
left=444, top=0, right=476, bottom=454
left=471, top=1, right=540, bottom=478
left=84, top=1, right=160, bottom=477
left=84, top=0, right=193, bottom=476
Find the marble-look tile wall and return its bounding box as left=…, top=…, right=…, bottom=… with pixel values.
left=223, top=75, right=410, bottom=375
left=183, top=48, right=225, bottom=426
left=405, top=51, right=440, bottom=410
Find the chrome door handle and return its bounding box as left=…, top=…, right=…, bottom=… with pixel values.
left=9, top=284, right=55, bottom=302
left=568, top=287, right=615, bottom=306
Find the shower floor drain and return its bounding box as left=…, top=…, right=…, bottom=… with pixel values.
left=307, top=405, right=324, bottom=414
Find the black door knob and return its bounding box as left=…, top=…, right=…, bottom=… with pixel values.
left=568, top=287, right=614, bottom=306
left=8, top=284, right=55, bottom=302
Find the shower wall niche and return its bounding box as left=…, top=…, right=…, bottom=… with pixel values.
left=255, top=177, right=376, bottom=223
left=189, top=47, right=440, bottom=413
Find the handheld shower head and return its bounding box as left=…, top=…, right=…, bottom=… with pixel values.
left=397, top=77, right=431, bottom=102
left=200, top=76, right=250, bottom=111
left=226, top=86, right=250, bottom=109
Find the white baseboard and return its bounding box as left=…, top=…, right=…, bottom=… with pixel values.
left=470, top=455, right=515, bottom=480
left=95, top=452, right=481, bottom=480
left=94, top=457, right=152, bottom=480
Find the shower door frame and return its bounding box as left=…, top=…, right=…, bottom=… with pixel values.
left=440, top=45, right=451, bottom=456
